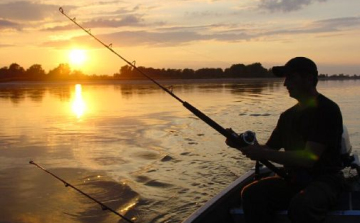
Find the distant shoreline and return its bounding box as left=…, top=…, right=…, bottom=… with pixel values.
left=2, top=62, right=358, bottom=84
left=1, top=77, right=359, bottom=85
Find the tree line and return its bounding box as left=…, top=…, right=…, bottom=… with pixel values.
left=113, top=62, right=274, bottom=80
left=0, top=63, right=92, bottom=82
left=0, top=62, right=358, bottom=82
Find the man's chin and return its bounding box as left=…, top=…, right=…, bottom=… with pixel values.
left=288, top=91, right=297, bottom=99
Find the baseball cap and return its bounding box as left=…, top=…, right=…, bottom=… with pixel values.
left=272, top=57, right=318, bottom=77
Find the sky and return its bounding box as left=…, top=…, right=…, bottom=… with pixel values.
left=0, top=0, right=359, bottom=75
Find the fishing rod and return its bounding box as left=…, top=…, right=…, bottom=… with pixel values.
left=29, top=161, right=135, bottom=223
left=58, top=7, right=287, bottom=179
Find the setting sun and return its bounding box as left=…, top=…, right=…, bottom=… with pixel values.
left=69, top=49, right=87, bottom=67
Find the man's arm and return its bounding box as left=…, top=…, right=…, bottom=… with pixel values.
left=239, top=141, right=326, bottom=168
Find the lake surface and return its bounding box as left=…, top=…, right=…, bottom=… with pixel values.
left=0, top=79, right=359, bottom=223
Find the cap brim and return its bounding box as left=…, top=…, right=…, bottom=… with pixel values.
left=272, top=66, right=287, bottom=77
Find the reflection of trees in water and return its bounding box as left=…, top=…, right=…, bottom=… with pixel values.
left=112, top=79, right=284, bottom=99
left=27, top=89, right=46, bottom=103
left=0, top=84, right=72, bottom=104
left=113, top=82, right=207, bottom=99
left=186, top=80, right=283, bottom=96
left=48, top=85, right=72, bottom=101
left=0, top=80, right=283, bottom=104
left=0, top=86, right=46, bottom=104
left=113, top=83, right=163, bottom=99
left=227, top=80, right=283, bottom=95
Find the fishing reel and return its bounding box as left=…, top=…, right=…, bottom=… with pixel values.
left=227, top=129, right=257, bottom=148
left=238, top=130, right=257, bottom=147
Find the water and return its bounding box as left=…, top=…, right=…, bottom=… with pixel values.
left=0, top=79, right=359, bottom=223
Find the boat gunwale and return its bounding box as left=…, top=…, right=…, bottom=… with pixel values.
left=182, top=169, right=256, bottom=223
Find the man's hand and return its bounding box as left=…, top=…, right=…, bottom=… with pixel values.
left=226, top=140, right=266, bottom=161
left=225, top=128, right=240, bottom=148
left=239, top=141, right=266, bottom=160
left=225, top=137, right=239, bottom=148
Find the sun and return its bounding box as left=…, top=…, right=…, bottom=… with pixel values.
left=69, top=49, right=87, bottom=67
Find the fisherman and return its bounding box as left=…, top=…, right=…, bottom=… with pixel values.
left=226, top=57, right=345, bottom=223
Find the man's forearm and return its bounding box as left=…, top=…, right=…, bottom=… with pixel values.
left=263, top=148, right=317, bottom=167
left=241, top=145, right=318, bottom=168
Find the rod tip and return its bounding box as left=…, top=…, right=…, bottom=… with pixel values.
left=29, top=160, right=34, bottom=164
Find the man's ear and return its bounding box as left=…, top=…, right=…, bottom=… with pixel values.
left=303, top=73, right=315, bottom=87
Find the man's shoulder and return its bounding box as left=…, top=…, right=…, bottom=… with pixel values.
left=317, top=94, right=341, bottom=112
left=281, top=104, right=298, bottom=116
left=280, top=94, right=341, bottom=118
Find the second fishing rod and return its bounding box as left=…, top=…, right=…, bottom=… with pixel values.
left=59, top=7, right=287, bottom=179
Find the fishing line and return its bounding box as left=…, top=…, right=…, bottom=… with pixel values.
left=29, top=161, right=135, bottom=223
left=58, top=7, right=288, bottom=179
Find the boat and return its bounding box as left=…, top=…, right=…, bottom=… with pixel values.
left=182, top=161, right=360, bottom=223
left=183, top=127, right=360, bottom=223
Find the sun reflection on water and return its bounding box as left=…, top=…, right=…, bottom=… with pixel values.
left=72, top=84, right=86, bottom=118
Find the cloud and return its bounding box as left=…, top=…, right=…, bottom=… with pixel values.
left=41, top=14, right=360, bottom=49
left=310, top=17, right=360, bottom=31
left=0, top=19, right=19, bottom=30
left=41, top=30, right=204, bottom=48
left=104, top=30, right=209, bottom=46
left=104, top=16, right=360, bottom=44
left=42, top=28, right=252, bottom=49
left=264, top=16, right=360, bottom=36
left=45, top=14, right=144, bottom=32
left=83, top=15, right=144, bottom=28
left=0, top=43, right=14, bottom=48
left=98, top=0, right=126, bottom=5
left=258, top=0, right=327, bottom=12
left=0, top=1, right=58, bottom=21
left=185, top=10, right=223, bottom=18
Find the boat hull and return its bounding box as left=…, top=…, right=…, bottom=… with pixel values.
left=183, top=168, right=360, bottom=223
